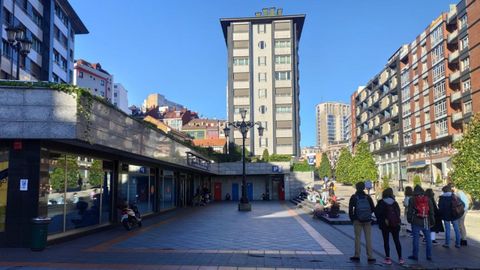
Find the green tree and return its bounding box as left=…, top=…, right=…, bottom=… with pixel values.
left=292, top=160, right=314, bottom=172
left=451, top=113, right=480, bottom=200
left=436, top=173, right=443, bottom=186
left=335, top=148, right=353, bottom=184
left=413, top=175, right=422, bottom=187
left=351, top=141, right=378, bottom=183
left=49, top=154, right=80, bottom=191
left=382, top=175, right=390, bottom=190
left=318, top=153, right=332, bottom=179
left=262, top=149, right=270, bottom=162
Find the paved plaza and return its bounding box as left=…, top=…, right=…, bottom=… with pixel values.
left=0, top=201, right=480, bottom=269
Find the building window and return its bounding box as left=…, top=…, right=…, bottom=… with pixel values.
left=433, top=81, right=446, bottom=100
left=234, top=106, right=249, bottom=114
left=257, top=24, right=266, bottom=34
left=259, top=105, right=267, bottom=114
left=260, top=121, right=267, bottom=130
left=432, top=61, right=445, bottom=82
left=403, top=118, right=411, bottom=130
left=275, top=71, right=291, bottom=80
left=258, top=41, right=266, bottom=49
left=233, top=57, right=249, bottom=66
left=257, top=56, right=266, bottom=66
left=2, top=40, right=12, bottom=58
left=460, top=35, right=469, bottom=50
left=402, top=103, right=411, bottom=116
left=79, top=71, right=84, bottom=78
left=100, top=80, right=105, bottom=86
left=462, top=79, right=471, bottom=93
left=275, top=39, right=290, bottom=48
left=32, top=37, right=42, bottom=53
left=275, top=55, right=291, bottom=64
left=258, top=88, right=267, bottom=98
left=258, top=72, right=267, bottom=82
left=327, top=115, right=336, bottom=142
left=401, top=70, right=409, bottom=88
left=435, top=119, right=448, bottom=136
left=430, top=25, right=443, bottom=46
left=275, top=88, right=292, bottom=97
left=276, top=105, right=292, bottom=113
left=401, top=87, right=410, bottom=101
left=233, top=72, right=249, bottom=81
left=459, top=14, right=468, bottom=29
left=464, top=100, right=472, bottom=113
left=461, top=57, right=470, bottom=72
left=434, top=100, right=447, bottom=119
left=232, top=24, right=249, bottom=33
left=53, top=50, right=60, bottom=64
left=431, top=44, right=444, bottom=65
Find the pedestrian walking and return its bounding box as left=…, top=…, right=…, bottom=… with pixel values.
left=401, top=186, right=413, bottom=237
left=348, top=181, right=376, bottom=263
left=374, top=188, right=404, bottom=265
left=452, top=186, right=469, bottom=246
left=425, top=188, right=443, bottom=244
left=438, top=185, right=462, bottom=248
left=407, top=185, right=434, bottom=261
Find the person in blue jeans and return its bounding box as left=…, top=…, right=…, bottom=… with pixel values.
left=438, top=185, right=461, bottom=248
left=407, top=185, right=435, bottom=261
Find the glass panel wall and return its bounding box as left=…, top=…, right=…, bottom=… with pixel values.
left=163, top=170, right=175, bottom=209
left=38, top=150, right=113, bottom=235
left=0, top=148, right=8, bottom=232
left=119, top=164, right=155, bottom=215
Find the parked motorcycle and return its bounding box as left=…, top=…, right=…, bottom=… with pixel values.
left=121, top=203, right=142, bottom=231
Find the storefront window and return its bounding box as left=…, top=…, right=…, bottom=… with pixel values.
left=0, top=149, right=8, bottom=232
left=39, top=150, right=113, bottom=235
left=119, top=164, right=155, bottom=214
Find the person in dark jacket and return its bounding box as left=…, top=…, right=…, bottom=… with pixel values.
left=425, top=188, right=443, bottom=244
left=438, top=185, right=461, bottom=248
left=374, top=188, right=403, bottom=265
left=348, top=181, right=376, bottom=263
left=407, top=185, right=435, bottom=261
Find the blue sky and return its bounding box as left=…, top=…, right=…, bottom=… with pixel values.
left=70, top=0, right=454, bottom=147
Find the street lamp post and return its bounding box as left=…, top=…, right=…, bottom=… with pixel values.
left=424, top=145, right=434, bottom=186
left=6, top=27, right=32, bottom=80
left=223, top=108, right=264, bottom=212
left=398, top=133, right=410, bottom=192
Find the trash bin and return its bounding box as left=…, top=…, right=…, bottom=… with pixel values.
left=31, top=217, right=51, bottom=251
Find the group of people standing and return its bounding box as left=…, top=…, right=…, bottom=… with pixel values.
left=348, top=181, right=469, bottom=265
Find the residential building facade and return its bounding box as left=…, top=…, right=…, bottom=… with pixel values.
left=0, top=0, right=88, bottom=82
left=351, top=0, right=480, bottom=183
left=182, top=118, right=227, bottom=140
left=113, top=83, right=129, bottom=113
left=73, top=59, right=113, bottom=101
left=315, top=102, right=350, bottom=149
left=162, top=109, right=199, bottom=131
left=351, top=50, right=403, bottom=181
left=221, top=8, right=305, bottom=156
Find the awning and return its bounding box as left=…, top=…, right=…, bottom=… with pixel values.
left=407, top=161, right=428, bottom=169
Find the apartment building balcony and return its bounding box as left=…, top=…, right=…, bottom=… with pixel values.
left=451, top=91, right=462, bottom=103
left=450, top=71, right=461, bottom=84
left=452, top=111, right=463, bottom=123
left=447, top=30, right=458, bottom=44
left=448, top=50, right=460, bottom=63
left=453, top=133, right=463, bottom=142
left=447, top=9, right=457, bottom=24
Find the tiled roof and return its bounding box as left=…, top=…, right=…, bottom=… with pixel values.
left=193, top=138, right=227, bottom=147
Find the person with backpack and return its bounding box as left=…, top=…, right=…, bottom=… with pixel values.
left=407, top=185, right=434, bottom=261
left=374, top=188, right=404, bottom=265
left=438, top=185, right=462, bottom=248
left=452, top=186, right=469, bottom=246
left=348, top=181, right=376, bottom=263
left=401, top=186, right=413, bottom=237
left=425, top=188, right=443, bottom=244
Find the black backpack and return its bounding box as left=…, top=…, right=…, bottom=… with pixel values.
left=384, top=203, right=401, bottom=228
left=451, top=194, right=465, bottom=220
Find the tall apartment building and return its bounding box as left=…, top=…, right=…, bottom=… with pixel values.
left=0, top=0, right=88, bottom=82
left=73, top=59, right=113, bottom=100
left=351, top=51, right=403, bottom=181
left=113, top=83, right=129, bottom=113
left=220, top=8, right=305, bottom=156
left=315, top=102, right=350, bottom=149
left=399, top=0, right=479, bottom=183
left=351, top=0, right=480, bottom=182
